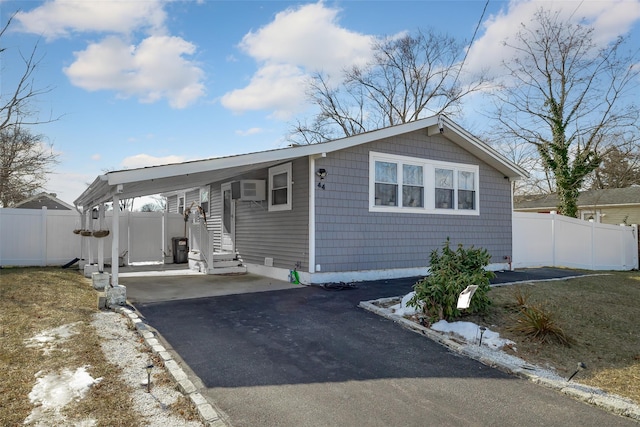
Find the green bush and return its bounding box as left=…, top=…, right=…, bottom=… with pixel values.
left=408, top=238, right=494, bottom=322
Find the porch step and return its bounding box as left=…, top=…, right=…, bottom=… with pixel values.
left=212, top=252, right=239, bottom=262
left=206, top=266, right=247, bottom=275
left=208, top=251, right=245, bottom=275
left=212, top=260, right=243, bottom=268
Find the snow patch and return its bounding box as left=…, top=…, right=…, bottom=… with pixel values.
left=24, top=366, right=101, bottom=425
left=25, top=322, right=81, bottom=355
left=431, top=319, right=515, bottom=350
left=389, top=291, right=421, bottom=316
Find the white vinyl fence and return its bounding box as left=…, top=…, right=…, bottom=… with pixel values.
left=3, top=208, right=638, bottom=271
left=0, top=208, right=184, bottom=267
left=513, top=212, right=638, bottom=270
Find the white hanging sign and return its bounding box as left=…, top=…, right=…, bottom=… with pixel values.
left=457, top=285, right=479, bottom=309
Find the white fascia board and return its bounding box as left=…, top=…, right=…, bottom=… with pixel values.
left=105, top=150, right=305, bottom=185
left=74, top=175, right=110, bottom=209
left=103, top=118, right=441, bottom=186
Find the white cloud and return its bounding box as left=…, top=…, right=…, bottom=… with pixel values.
left=15, top=0, right=205, bottom=108
left=222, top=64, right=308, bottom=119
left=45, top=171, right=96, bottom=205
left=235, top=127, right=265, bottom=136
left=91, top=154, right=101, bottom=161
left=221, top=1, right=374, bottom=118
left=466, top=0, right=640, bottom=79
left=14, top=0, right=167, bottom=40
left=64, top=35, right=205, bottom=108
left=239, top=2, right=373, bottom=74
left=121, top=154, right=186, bottom=169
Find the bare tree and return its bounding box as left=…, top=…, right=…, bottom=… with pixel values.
left=486, top=135, right=554, bottom=195
left=1, top=13, right=55, bottom=131
left=0, top=13, right=59, bottom=206
left=490, top=8, right=640, bottom=217
left=290, top=29, right=489, bottom=144
left=139, top=196, right=166, bottom=212
left=588, top=144, right=640, bottom=189
left=0, top=127, right=58, bottom=206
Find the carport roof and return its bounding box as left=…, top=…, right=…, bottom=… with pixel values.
left=74, top=116, right=528, bottom=210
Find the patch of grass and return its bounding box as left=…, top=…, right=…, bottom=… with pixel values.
left=467, top=272, right=640, bottom=404
left=0, top=268, right=142, bottom=426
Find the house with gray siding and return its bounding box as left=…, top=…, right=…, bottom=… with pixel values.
left=75, top=116, right=527, bottom=285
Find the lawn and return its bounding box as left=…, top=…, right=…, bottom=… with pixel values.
left=465, top=271, right=640, bottom=405
left=0, top=268, right=199, bottom=426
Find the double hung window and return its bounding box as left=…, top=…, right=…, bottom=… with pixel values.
left=268, top=163, right=292, bottom=211
left=370, top=152, right=479, bottom=215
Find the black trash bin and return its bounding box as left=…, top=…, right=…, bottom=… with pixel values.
left=172, top=237, right=188, bottom=264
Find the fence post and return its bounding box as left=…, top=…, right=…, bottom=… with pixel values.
left=41, top=207, right=48, bottom=266
left=590, top=218, right=595, bottom=270
left=550, top=211, right=557, bottom=267
left=631, top=224, right=639, bottom=270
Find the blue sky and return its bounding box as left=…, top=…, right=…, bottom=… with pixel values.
left=2, top=0, right=640, bottom=205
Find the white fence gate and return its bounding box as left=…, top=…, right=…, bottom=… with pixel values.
left=513, top=212, right=638, bottom=270
left=0, top=208, right=184, bottom=267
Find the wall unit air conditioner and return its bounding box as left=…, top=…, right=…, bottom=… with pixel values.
left=231, top=180, right=266, bottom=201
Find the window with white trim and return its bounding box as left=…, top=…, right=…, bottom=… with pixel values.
left=269, top=163, right=292, bottom=211
left=178, top=196, right=185, bottom=215
left=200, top=186, right=209, bottom=217
left=369, top=152, right=479, bottom=215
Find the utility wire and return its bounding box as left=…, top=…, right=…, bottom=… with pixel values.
left=452, top=0, right=490, bottom=89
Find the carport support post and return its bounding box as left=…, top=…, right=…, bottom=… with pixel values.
left=111, top=195, right=120, bottom=286
left=97, top=204, right=105, bottom=272
left=87, top=209, right=94, bottom=265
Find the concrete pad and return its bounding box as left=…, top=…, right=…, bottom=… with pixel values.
left=120, top=273, right=302, bottom=304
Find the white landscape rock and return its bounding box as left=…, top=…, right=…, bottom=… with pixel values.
left=92, top=311, right=205, bottom=427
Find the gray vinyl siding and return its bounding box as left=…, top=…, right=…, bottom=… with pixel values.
left=314, top=129, right=512, bottom=272
left=236, top=158, right=309, bottom=270
left=209, top=158, right=310, bottom=270
left=166, top=195, right=178, bottom=213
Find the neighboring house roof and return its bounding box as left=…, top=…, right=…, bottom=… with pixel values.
left=13, top=192, right=75, bottom=210
left=75, top=115, right=528, bottom=210
left=514, top=186, right=640, bottom=210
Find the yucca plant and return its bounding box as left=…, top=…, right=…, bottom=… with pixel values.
left=509, top=304, right=571, bottom=346
left=512, top=285, right=531, bottom=308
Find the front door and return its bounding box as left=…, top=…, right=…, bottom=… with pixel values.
left=221, top=183, right=235, bottom=252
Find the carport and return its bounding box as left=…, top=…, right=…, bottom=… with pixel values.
left=73, top=148, right=317, bottom=286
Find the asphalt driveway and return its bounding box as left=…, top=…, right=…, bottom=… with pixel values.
left=133, top=270, right=635, bottom=426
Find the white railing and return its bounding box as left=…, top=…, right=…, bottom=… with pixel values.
left=187, top=217, right=212, bottom=269
left=513, top=211, right=638, bottom=270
